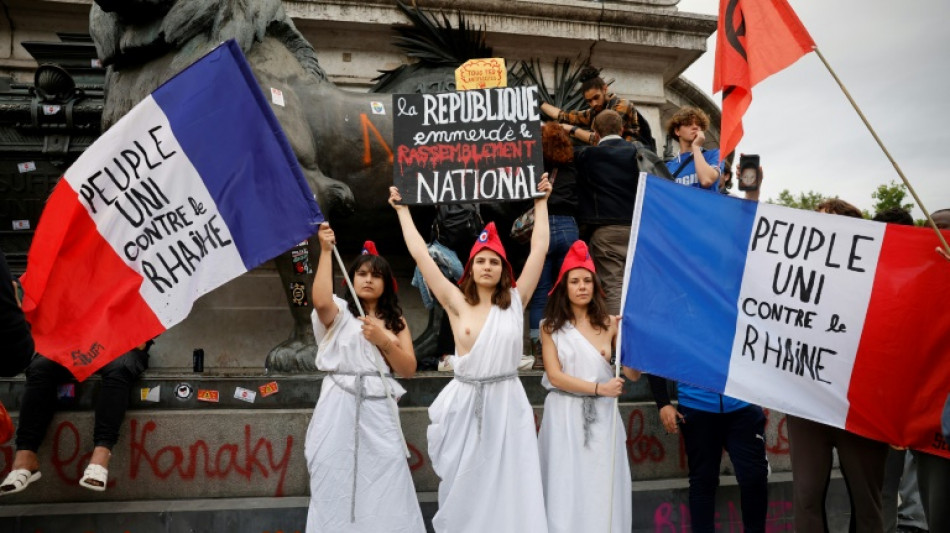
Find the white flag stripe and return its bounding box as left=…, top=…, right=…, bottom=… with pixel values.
left=63, top=96, right=246, bottom=326
left=724, top=204, right=885, bottom=427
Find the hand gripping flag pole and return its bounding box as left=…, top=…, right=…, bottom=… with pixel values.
left=332, top=244, right=411, bottom=459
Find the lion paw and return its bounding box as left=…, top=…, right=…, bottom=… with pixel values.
left=265, top=337, right=318, bottom=373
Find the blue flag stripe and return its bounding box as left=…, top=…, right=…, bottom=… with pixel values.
left=151, top=40, right=322, bottom=269
left=621, top=177, right=757, bottom=393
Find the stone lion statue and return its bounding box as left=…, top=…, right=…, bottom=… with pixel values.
left=90, top=0, right=399, bottom=372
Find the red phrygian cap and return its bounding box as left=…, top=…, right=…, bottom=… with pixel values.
left=549, top=240, right=601, bottom=295
left=360, top=240, right=398, bottom=291
left=458, top=222, right=516, bottom=287
left=361, top=241, right=379, bottom=256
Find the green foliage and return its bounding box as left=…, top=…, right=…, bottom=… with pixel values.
left=768, top=189, right=826, bottom=211
left=870, top=180, right=915, bottom=215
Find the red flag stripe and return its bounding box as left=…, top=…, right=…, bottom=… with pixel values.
left=22, top=181, right=164, bottom=381
left=846, top=224, right=950, bottom=458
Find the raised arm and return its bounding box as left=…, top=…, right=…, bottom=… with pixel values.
left=540, top=102, right=560, bottom=121
left=389, top=187, right=466, bottom=315
left=311, top=222, right=340, bottom=327
left=540, top=103, right=598, bottom=145
left=691, top=131, right=720, bottom=188
left=516, top=174, right=551, bottom=307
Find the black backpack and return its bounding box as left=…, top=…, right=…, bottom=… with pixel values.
left=432, top=203, right=483, bottom=251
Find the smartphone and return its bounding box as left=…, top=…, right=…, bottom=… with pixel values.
left=737, top=154, right=761, bottom=191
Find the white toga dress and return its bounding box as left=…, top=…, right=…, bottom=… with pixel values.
left=304, top=296, right=425, bottom=533
left=537, top=323, right=632, bottom=533
left=428, top=289, right=548, bottom=533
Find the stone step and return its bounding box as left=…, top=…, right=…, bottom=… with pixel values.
left=0, top=371, right=657, bottom=411
left=0, top=474, right=855, bottom=533
left=0, top=395, right=793, bottom=504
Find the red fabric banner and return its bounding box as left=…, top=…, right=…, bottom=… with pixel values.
left=714, top=0, right=815, bottom=158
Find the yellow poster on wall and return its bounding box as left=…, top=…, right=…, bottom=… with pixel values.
left=455, top=58, right=507, bottom=90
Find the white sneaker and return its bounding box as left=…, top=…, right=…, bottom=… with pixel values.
left=437, top=357, right=454, bottom=372
left=518, top=355, right=534, bottom=371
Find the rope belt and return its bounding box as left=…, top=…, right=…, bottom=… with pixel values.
left=454, top=372, right=518, bottom=437
left=326, top=370, right=392, bottom=523
left=548, top=388, right=599, bottom=447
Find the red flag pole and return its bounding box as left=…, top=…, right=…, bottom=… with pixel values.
left=812, top=46, right=950, bottom=257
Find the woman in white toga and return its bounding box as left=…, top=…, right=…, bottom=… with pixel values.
left=537, top=240, right=640, bottom=533
left=389, top=176, right=551, bottom=533
left=304, top=222, right=425, bottom=533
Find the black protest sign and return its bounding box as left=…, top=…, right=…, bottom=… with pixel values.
left=392, top=86, right=543, bottom=205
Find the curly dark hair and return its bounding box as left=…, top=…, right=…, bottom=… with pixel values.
left=542, top=121, right=574, bottom=166
left=541, top=269, right=610, bottom=335
left=578, top=65, right=606, bottom=94
left=343, top=254, right=405, bottom=334
left=666, top=106, right=710, bottom=141
left=459, top=251, right=513, bottom=310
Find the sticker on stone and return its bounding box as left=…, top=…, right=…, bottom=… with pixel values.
left=290, top=282, right=308, bottom=306
left=197, top=389, right=220, bottom=403
left=259, top=381, right=279, bottom=397
left=271, top=88, right=285, bottom=107
left=175, top=383, right=194, bottom=400
left=141, top=386, right=161, bottom=402
left=234, top=386, right=257, bottom=403
left=292, top=248, right=312, bottom=274
left=371, top=101, right=385, bottom=115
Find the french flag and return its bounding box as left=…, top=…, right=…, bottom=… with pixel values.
left=20, top=40, right=323, bottom=381
left=620, top=176, right=950, bottom=458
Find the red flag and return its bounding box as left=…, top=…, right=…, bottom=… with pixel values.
left=714, top=0, right=815, bottom=158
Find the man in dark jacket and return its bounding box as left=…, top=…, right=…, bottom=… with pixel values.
left=573, top=109, right=640, bottom=314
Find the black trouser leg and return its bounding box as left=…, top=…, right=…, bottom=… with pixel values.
left=724, top=405, right=770, bottom=533
left=680, top=405, right=724, bottom=533
left=92, top=349, right=148, bottom=450
left=15, top=355, right=73, bottom=452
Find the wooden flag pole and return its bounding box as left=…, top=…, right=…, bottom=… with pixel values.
left=332, top=244, right=411, bottom=459
left=813, top=46, right=950, bottom=256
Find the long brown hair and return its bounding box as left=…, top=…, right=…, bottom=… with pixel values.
left=541, top=269, right=610, bottom=334
left=343, top=254, right=405, bottom=334
left=459, top=252, right=513, bottom=310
